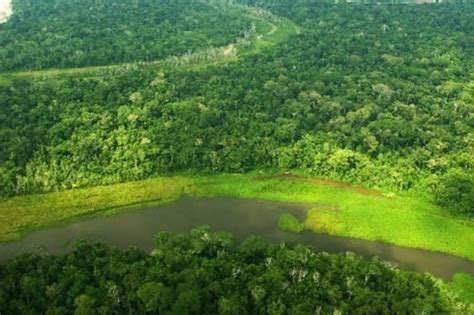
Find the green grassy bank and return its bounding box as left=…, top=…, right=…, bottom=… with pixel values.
left=1, top=173, right=473, bottom=261
left=1, top=173, right=473, bottom=305
left=0, top=176, right=194, bottom=242
left=195, top=174, right=474, bottom=260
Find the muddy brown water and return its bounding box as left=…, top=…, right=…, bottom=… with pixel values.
left=0, top=197, right=473, bottom=280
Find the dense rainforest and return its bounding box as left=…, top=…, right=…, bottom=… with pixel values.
left=0, top=0, right=252, bottom=71
left=0, top=0, right=472, bottom=215
left=0, top=227, right=468, bottom=314
left=1, top=0, right=474, bottom=313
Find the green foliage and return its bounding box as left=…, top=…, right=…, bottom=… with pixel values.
left=0, top=227, right=467, bottom=314
left=0, top=176, right=193, bottom=242
left=277, top=213, right=304, bottom=232
left=194, top=174, right=474, bottom=261
left=0, top=1, right=472, bottom=201
left=447, top=273, right=474, bottom=305
left=0, top=0, right=252, bottom=71
left=0, top=1, right=472, bottom=311
left=434, top=171, right=474, bottom=216
left=1, top=173, right=474, bottom=262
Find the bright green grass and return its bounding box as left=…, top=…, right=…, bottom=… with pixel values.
left=1, top=173, right=473, bottom=262
left=304, top=189, right=474, bottom=261
left=0, top=176, right=194, bottom=242
left=192, top=174, right=474, bottom=261
left=278, top=213, right=304, bottom=233
left=446, top=273, right=474, bottom=305
left=0, top=173, right=473, bottom=305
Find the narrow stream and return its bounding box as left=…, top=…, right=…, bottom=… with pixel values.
left=0, top=197, right=473, bottom=280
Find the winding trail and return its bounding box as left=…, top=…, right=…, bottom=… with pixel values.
left=0, top=3, right=299, bottom=81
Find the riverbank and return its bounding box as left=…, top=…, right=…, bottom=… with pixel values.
left=1, top=173, right=473, bottom=260
left=1, top=173, right=474, bottom=304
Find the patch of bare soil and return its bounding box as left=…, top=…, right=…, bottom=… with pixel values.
left=256, top=174, right=388, bottom=199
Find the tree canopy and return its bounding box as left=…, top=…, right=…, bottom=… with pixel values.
left=0, top=0, right=252, bottom=70
left=434, top=171, right=474, bottom=215
left=0, top=0, right=472, bottom=216
left=0, top=227, right=467, bottom=314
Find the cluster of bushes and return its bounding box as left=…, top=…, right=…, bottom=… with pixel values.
left=434, top=172, right=474, bottom=215
left=0, top=227, right=466, bottom=314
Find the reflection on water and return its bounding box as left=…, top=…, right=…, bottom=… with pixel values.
left=0, top=197, right=473, bottom=280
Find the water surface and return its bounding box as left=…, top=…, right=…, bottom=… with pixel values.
left=0, top=197, right=473, bottom=280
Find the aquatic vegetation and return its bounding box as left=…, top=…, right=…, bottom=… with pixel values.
left=278, top=213, right=304, bottom=232
left=2, top=174, right=473, bottom=263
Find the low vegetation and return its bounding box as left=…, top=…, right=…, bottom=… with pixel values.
left=1, top=174, right=473, bottom=262
left=0, top=176, right=193, bottom=242
left=277, top=213, right=304, bottom=232
left=195, top=174, right=474, bottom=261
left=0, top=227, right=470, bottom=314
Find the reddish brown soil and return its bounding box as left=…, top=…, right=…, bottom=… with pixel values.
left=256, top=174, right=388, bottom=199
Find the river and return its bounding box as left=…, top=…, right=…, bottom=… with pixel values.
left=0, top=197, right=473, bottom=280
